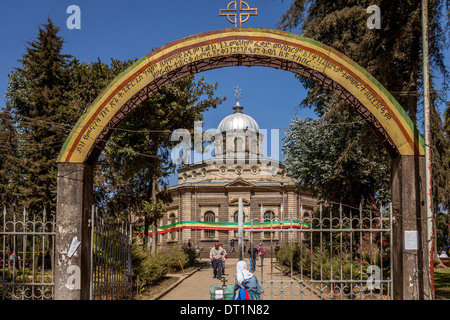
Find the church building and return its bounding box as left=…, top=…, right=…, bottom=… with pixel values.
left=152, top=95, right=317, bottom=253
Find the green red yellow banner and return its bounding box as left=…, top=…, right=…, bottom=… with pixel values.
left=134, top=220, right=311, bottom=236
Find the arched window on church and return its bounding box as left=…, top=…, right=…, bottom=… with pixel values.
left=169, top=213, right=176, bottom=241
left=264, top=210, right=275, bottom=239
left=251, top=138, right=257, bottom=155
left=234, top=137, right=244, bottom=153
left=204, top=211, right=215, bottom=239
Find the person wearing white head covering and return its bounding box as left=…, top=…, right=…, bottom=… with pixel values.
left=236, top=260, right=254, bottom=285
left=234, top=260, right=263, bottom=299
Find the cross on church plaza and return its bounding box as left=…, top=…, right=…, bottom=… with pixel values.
left=219, top=0, right=258, bottom=28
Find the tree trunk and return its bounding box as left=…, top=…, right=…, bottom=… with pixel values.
left=143, top=216, right=149, bottom=250
left=151, top=178, right=158, bottom=255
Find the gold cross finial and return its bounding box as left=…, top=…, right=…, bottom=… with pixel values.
left=219, top=1, right=258, bottom=28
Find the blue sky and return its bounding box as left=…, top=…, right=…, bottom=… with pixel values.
left=0, top=0, right=314, bottom=186
left=0, top=0, right=311, bottom=128
left=0, top=1, right=448, bottom=187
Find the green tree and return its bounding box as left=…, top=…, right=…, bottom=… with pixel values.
left=282, top=116, right=391, bottom=207
left=142, top=198, right=167, bottom=254
left=278, top=0, right=448, bottom=120
left=69, top=58, right=134, bottom=115
left=5, top=18, right=79, bottom=215
left=0, top=106, right=21, bottom=208
left=279, top=0, right=449, bottom=207
left=96, top=75, right=225, bottom=252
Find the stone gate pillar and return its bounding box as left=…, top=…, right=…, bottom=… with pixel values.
left=54, top=163, right=94, bottom=300
left=391, top=155, right=432, bottom=300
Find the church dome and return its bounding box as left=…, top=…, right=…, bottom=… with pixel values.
left=217, top=102, right=260, bottom=133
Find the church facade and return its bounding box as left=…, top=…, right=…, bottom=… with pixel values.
left=153, top=98, right=317, bottom=253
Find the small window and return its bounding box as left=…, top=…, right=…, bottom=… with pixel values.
left=204, top=211, right=216, bottom=239
left=169, top=213, right=176, bottom=240
left=234, top=137, right=244, bottom=152
left=264, top=210, right=275, bottom=239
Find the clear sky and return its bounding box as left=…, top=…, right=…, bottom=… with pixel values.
left=0, top=0, right=311, bottom=127
left=0, top=0, right=448, bottom=187
left=0, top=0, right=315, bottom=187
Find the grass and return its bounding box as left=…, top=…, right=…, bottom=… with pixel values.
left=434, top=268, right=450, bottom=300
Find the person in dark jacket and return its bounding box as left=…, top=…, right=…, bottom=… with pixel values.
left=248, top=246, right=258, bottom=272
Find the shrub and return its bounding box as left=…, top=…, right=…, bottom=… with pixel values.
left=131, top=245, right=195, bottom=288
left=280, top=242, right=368, bottom=282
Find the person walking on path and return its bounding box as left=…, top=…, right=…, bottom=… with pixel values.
left=248, top=245, right=258, bottom=272
left=233, top=260, right=263, bottom=300
left=230, top=238, right=235, bottom=252
left=257, top=243, right=265, bottom=267
left=210, top=242, right=226, bottom=280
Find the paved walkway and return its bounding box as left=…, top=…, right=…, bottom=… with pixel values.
left=158, top=258, right=319, bottom=300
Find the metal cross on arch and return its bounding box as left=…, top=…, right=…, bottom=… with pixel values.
left=219, top=0, right=258, bottom=28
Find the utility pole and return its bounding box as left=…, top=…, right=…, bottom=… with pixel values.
left=421, top=0, right=435, bottom=299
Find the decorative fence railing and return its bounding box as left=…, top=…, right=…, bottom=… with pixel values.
left=90, top=207, right=133, bottom=300
left=1, top=207, right=55, bottom=300
left=247, top=202, right=393, bottom=300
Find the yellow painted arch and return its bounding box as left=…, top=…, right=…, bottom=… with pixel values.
left=58, top=28, right=425, bottom=164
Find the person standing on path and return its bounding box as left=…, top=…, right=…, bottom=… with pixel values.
left=210, top=242, right=226, bottom=280
left=274, top=241, right=280, bottom=264
left=248, top=245, right=258, bottom=272
left=257, top=243, right=265, bottom=267
left=230, top=238, right=235, bottom=252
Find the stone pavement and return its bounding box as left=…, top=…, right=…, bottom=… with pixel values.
left=157, top=258, right=319, bottom=300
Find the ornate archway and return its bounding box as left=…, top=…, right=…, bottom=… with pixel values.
left=54, top=28, right=430, bottom=300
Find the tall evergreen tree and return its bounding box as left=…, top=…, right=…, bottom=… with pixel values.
left=278, top=0, right=448, bottom=120
left=0, top=105, right=21, bottom=208
left=5, top=18, right=78, bottom=214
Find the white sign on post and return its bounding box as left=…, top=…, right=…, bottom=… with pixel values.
left=404, top=230, right=418, bottom=250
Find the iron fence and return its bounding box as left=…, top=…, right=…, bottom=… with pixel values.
left=90, top=207, right=133, bottom=300
left=1, top=207, right=55, bottom=300
left=248, top=202, right=393, bottom=300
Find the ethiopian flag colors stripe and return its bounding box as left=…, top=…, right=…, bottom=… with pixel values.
left=134, top=220, right=311, bottom=236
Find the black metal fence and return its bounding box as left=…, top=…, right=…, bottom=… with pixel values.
left=90, top=207, right=133, bottom=300
left=1, top=207, right=55, bottom=300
